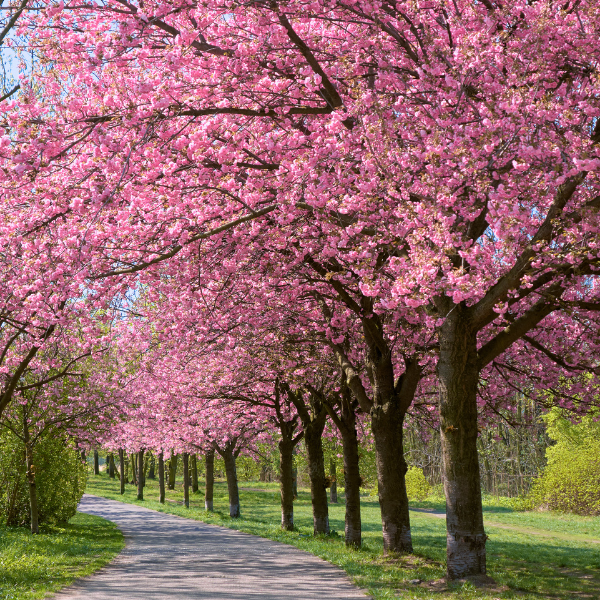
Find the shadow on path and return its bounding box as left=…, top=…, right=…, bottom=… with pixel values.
left=56, top=495, right=369, bottom=600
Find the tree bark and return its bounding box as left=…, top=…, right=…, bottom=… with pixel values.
left=93, top=449, right=100, bottom=475
left=22, top=414, right=38, bottom=534
left=183, top=452, right=190, bottom=508
left=222, top=446, right=240, bottom=518
left=329, top=458, right=338, bottom=503
left=338, top=396, right=362, bottom=547
left=168, top=454, right=177, bottom=490
left=130, top=453, right=137, bottom=485
left=119, top=449, right=125, bottom=495
left=279, top=438, right=295, bottom=530
left=372, top=402, right=412, bottom=553
left=304, top=415, right=329, bottom=534
left=191, top=455, right=198, bottom=493
left=158, top=452, right=165, bottom=503
left=205, top=450, right=214, bottom=511
left=108, top=454, right=115, bottom=479
left=137, top=449, right=144, bottom=500
left=438, top=308, right=486, bottom=579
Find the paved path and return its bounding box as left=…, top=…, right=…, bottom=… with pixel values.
left=56, top=495, right=369, bottom=600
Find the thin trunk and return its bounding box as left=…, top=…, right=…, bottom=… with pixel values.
left=130, top=453, right=137, bottom=485
left=148, top=454, right=156, bottom=480
left=168, top=454, right=177, bottom=490
left=22, top=413, right=38, bottom=534
left=438, top=310, right=486, bottom=579
left=183, top=452, right=190, bottom=508
left=143, top=453, right=149, bottom=487
left=137, top=449, right=144, bottom=500
left=222, top=446, right=240, bottom=518
left=94, top=450, right=100, bottom=475
left=191, top=455, right=198, bottom=493
left=108, top=454, right=115, bottom=479
left=304, top=420, right=329, bottom=534
left=340, top=399, right=362, bottom=547
left=279, top=438, right=295, bottom=530
left=329, top=458, right=338, bottom=503
left=205, top=450, right=214, bottom=511
left=158, top=452, right=165, bottom=503
left=119, top=449, right=125, bottom=495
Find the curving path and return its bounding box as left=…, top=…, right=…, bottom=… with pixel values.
left=56, top=495, right=370, bottom=600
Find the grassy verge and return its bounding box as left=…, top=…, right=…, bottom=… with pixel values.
left=0, top=512, right=124, bottom=600
left=86, top=474, right=600, bottom=600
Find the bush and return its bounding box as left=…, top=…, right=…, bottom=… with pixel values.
left=0, top=429, right=87, bottom=527
left=527, top=410, right=600, bottom=516
left=405, top=467, right=431, bottom=501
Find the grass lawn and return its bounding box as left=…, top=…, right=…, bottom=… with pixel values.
left=0, top=512, right=124, bottom=600
left=86, top=473, right=600, bottom=600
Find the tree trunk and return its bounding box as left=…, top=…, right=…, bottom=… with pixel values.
left=191, top=455, right=198, bottom=493
left=183, top=452, right=190, bottom=508
left=108, top=454, right=115, bottom=479
left=158, top=452, right=165, bottom=504
left=119, top=449, right=125, bottom=494
left=329, top=458, right=338, bottom=503
left=22, top=415, right=39, bottom=534
left=148, top=454, right=156, bottom=480
left=438, top=309, right=486, bottom=579
left=340, top=400, right=362, bottom=547
left=222, top=446, right=240, bottom=518
left=130, top=453, right=137, bottom=485
left=94, top=450, right=100, bottom=475
left=292, top=466, right=298, bottom=499
left=205, top=450, right=214, bottom=511
left=371, top=403, right=412, bottom=553
left=304, top=420, right=329, bottom=535
left=279, top=438, right=295, bottom=530
left=137, top=449, right=144, bottom=500
left=168, top=454, right=177, bottom=490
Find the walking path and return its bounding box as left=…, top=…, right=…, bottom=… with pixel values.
left=56, top=495, right=369, bottom=600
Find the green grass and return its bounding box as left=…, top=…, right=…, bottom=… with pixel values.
left=86, top=474, right=600, bottom=600
left=0, top=512, right=124, bottom=600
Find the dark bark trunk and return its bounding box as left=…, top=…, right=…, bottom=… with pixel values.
left=183, top=452, right=190, bottom=508
left=279, top=438, right=295, bottom=530
left=168, top=454, right=177, bottom=490
left=137, top=449, right=144, bottom=500
left=148, top=454, right=156, bottom=480
left=94, top=450, right=100, bottom=475
left=292, top=466, right=298, bottom=499
left=339, top=398, right=362, bottom=547
left=191, top=455, right=198, bottom=493
left=108, top=454, right=115, bottom=479
left=130, top=453, right=137, bottom=485
left=438, top=310, right=486, bottom=579
left=143, top=453, right=149, bottom=486
left=222, top=446, right=240, bottom=518
left=329, top=458, right=338, bottom=503
left=205, top=450, right=214, bottom=511
left=158, top=452, right=165, bottom=503
left=22, top=414, right=38, bottom=534
left=119, top=449, right=125, bottom=495
left=372, top=402, right=412, bottom=553
left=304, top=417, right=329, bottom=534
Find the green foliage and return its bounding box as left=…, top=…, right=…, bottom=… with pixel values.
left=405, top=466, right=431, bottom=501
left=0, top=429, right=87, bottom=527
left=527, top=409, right=600, bottom=516
left=0, top=512, right=124, bottom=600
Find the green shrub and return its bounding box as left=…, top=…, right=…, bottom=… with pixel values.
left=405, top=466, right=431, bottom=501
left=527, top=410, right=600, bottom=516
left=0, top=428, right=87, bottom=527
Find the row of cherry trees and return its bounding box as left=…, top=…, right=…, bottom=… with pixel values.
left=0, top=0, right=599, bottom=579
